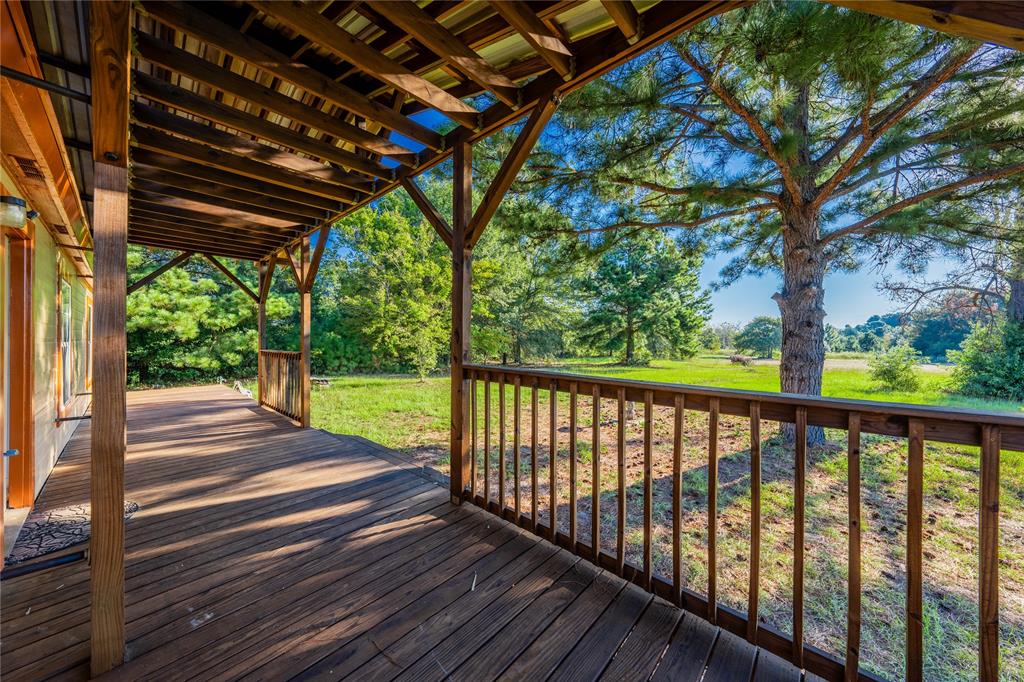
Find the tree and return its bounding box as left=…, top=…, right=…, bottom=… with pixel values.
left=578, top=233, right=710, bottom=364
left=735, top=316, right=783, bottom=358
left=319, top=191, right=450, bottom=378
left=525, top=2, right=1023, bottom=413
left=126, top=248, right=285, bottom=385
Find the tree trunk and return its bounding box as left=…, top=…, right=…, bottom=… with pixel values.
left=625, top=321, right=635, bottom=364
left=513, top=337, right=523, bottom=364
left=1009, top=277, right=1024, bottom=325
left=773, top=207, right=827, bottom=443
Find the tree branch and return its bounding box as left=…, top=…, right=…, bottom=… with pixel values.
left=608, top=176, right=778, bottom=201
left=676, top=45, right=803, bottom=199
left=821, top=163, right=1024, bottom=245
left=561, top=203, right=776, bottom=235
left=812, top=45, right=980, bottom=207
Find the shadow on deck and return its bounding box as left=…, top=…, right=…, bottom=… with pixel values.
left=1, top=385, right=806, bottom=681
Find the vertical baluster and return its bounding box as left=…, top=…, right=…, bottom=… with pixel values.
left=747, top=401, right=761, bottom=642
left=793, top=406, right=808, bottom=665
left=672, top=394, right=685, bottom=606
left=531, top=379, right=539, bottom=530
left=708, top=397, right=720, bottom=623
left=470, top=371, right=478, bottom=500
left=514, top=375, right=522, bottom=521
left=592, top=384, right=601, bottom=560
left=617, top=388, right=627, bottom=576
left=499, top=376, right=506, bottom=515
left=484, top=375, right=491, bottom=510
left=549, top=380, right=558, bottom=542
left=906, top=418, right=924, bottom=682
left=846, top=412, right=862, bottom=681
left=979, top=424, right=1000, bottom=682
left=569, top=382, right=578, bottom=551
left=643, top=390, right=654, bottom=590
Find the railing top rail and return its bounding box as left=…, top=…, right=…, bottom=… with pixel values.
left=464, top=363, right=1024, bottom=449
left=260, top=349, right=302, bottom=356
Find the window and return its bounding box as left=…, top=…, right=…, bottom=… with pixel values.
left=59, top=273, right=73, bottom=406
left=84, top=298, right=92, bottom=388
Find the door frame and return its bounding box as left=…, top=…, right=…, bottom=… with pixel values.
left=4, top=223, right=35, bottom=509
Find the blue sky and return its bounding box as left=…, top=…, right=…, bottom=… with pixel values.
left=700, top=251, right=894, bottom=327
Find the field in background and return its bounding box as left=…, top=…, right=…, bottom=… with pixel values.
left=248, top=353, right=1022, bottom=681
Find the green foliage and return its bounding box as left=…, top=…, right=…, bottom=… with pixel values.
left=910, top=309, right=975, bottom=362
left=735, top=316, right=782, bottom=358
left=949, top=320, right=1024, bottom=401
left=868, top=343, right=923, bottom=391
left=576, top=233, right=710, bottom=365
left=126, top=248, right=288, bottom=385
left=316, top=191, right=450, bottom=376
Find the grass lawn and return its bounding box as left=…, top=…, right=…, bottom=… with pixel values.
left=257, top=353, right=1021, bottom=681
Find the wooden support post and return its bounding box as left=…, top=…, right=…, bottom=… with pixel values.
left=257, top=259, right=272, bottom=406
left=299, top=235, right=312, bottom=428
left=89, top=1, right=130, bottom=675
left=450, top=140, right=472, bottom=503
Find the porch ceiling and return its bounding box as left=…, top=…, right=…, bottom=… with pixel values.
left=17, top=1, right=1024, bottom=262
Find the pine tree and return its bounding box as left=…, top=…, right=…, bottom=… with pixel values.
left=525, top=1, right=1023, bottom=421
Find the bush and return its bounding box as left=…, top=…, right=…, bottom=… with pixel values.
left=868, top=343, right=922, bottom=391
left=948, top=320, right=1024, bottom=402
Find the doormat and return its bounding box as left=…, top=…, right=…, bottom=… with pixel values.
left=5, top=501, right=139, bottom=566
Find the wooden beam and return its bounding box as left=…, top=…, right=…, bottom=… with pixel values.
left=90, top=161, right=129, bottom=677
left=134, top=31, right=418, bottom=165
left=299, top=235, right=312, bottom=428
left=129, top=149, right=344, bottom=214
left=302, top=226, right=331, bottom=293
left=131, top=163, right=328, bottom=221
left=830, top=1, right=1023, bottom=52
left=467, top=92, right=559, bottom=246
left=450, top=140, right=472, bottom=503
left=131, top=190, right=302, bottom=230
left=282, top=245, right=303, bottom=288
left=128, top=217, right=288, bottom=247
left=138, top=0, right=444, bottom=151
left=134, top=72, right=390, bottom=181
left=127, top=251, right=194, bottom=295
left=90, top=1, right=131, bottom=164
left=129, top=199, right=292, bottom=233
left=127, top=210, right=299, bottom=245
left=133, top=103, right=370, bottom=193
left=131, top=127, right=359, bottom=204
left=204, top=255, right=259, bottom=302
left=131, top=178, right=318, bottom=226
left=601, top=0, right=642, bottom=44
left=491, top=1, right=574, bottom=81
left=369, top=1, right=520, bottom=108
left=250, top=0, right=482, bottom=130
left=89, top=1, right=130, bottom=673
left=400, top=177, right=452, bottom=249
left=128, top=234, right=266, bottom=261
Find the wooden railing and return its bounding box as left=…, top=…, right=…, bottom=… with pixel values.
left=459, top=363, right=1021, bottom=682
left=258, top=350, right=302, bottom=422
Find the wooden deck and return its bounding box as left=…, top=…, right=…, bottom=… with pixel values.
left=2, top=385, right=806, bottom=681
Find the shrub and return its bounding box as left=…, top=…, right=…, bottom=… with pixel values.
left=868, top=343, right=922, bottom=391
left=948, top=320, right=1024, bottom=402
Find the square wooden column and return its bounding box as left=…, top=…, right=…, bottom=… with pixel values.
left=257, top=259, right=270, bottom=407
left=89, top=0, right=131, bottom=675
left=299, top=236, right=312, bottom=428
left=450, top=141, right=472, bottom=503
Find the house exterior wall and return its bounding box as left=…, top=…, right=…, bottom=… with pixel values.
left=31, top=220, right=90, bottom=497
left=2, top=164, right=91, bottom=502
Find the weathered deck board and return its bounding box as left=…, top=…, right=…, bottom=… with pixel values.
left=1, top=385, right=806, bottom=681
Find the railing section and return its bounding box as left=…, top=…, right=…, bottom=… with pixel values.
left=258, top=350, right=302, bottom=422
left=459, top=363, right=1021, bottom=682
